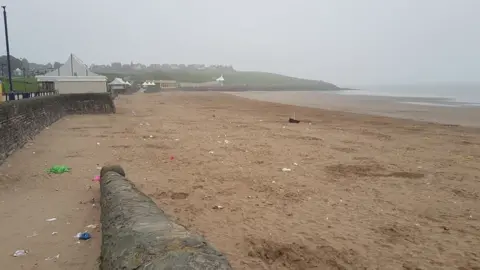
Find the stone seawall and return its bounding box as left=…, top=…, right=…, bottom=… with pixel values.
left=0, top=93, right=115, bottom=165
left=100, top=165, right=232, bottom=270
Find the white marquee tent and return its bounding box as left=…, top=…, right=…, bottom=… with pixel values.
left=141, top=81, right=155, bottom=87
left=36, top=54, right=107, bottom=94
left=108, top=77, right=129, bottom=91
left=108, top=77, right=127, bottom=85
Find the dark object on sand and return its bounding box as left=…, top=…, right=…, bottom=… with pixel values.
left=289, top=118, right=300, bottom=123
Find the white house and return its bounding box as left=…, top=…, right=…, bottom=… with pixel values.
left=13, top=68, right=23, bottom=77
left=216, top=74, right=225, bottom=86
left=36, top=54, right=107, bottom=93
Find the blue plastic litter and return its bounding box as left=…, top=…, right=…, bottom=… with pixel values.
left=77, top=232, right=91, bottom=240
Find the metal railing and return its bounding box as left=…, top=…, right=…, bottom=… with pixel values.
left=1, top=91, right=57, bottom=102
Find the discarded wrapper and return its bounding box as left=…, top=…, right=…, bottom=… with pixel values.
left=13, top=250, right=27, bottom=257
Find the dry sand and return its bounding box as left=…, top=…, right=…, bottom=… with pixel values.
left=1, top=92, right=480, bottom=269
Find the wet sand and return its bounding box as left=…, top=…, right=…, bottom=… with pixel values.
left=1, top=92, right=479, bottom=269
left=230, top=91, right=480, bottom=127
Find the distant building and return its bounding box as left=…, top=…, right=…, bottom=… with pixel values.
left=154, top=80, right=178, bottom=89
left=13, top=68, right=23, bottom=77
left=111, top=62, right=122, bottom=69
left=216, top=75, right=225, bottom=86
left=36, top=54, right=107, bottom=93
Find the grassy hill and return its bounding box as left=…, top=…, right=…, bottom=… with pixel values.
left=1, top=70, right=339, bottom=92
left=97, top=70, right=339, bottom=90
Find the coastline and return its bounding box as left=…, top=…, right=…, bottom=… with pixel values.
left=3, top=91, right=477, bottom=269
left=229, top=91, right=480, bottom=127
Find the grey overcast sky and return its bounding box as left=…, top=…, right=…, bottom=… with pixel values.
left=2, top=0, right=479, bottom=85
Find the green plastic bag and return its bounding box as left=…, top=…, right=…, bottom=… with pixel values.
left=46, top=165, right=71, bottom=174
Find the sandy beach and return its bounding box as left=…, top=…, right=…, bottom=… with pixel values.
left=1, top=91, right=479, bottom=269
left=231, top=91, right=480, bottom=127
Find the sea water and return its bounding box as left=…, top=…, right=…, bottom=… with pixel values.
left=339, top=83, right=480, bottom=107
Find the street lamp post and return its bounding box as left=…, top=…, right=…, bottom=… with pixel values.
left=2, top=6, right=13, bottom=92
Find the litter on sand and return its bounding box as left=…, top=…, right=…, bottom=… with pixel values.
left=282, top=168, right=292, bottom=172
left=46, top=165, right=71, bottom=174
left=75, top=232, right=91, bottom=240
left=13, top=250, right=27, bottom=257
left=45, top=254, right=60, bottom=261
left=288, top=118, right=300, bottom=124
left=46, top=218, right=57, bottom=222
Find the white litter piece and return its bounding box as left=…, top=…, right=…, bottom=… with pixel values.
left=209, top=151, right=214, bottom=154
left=96, top=142, right=100, bottom=145
left=45, top=254, right=60, bottom=261
left=224, top=140, right=230, bottom=144
left=212, top=205, right=224, bottom=209
left=86, top=224, right=97, bottom=229
left=174, top=139, right=180, bottom=141
left=293, top=163, right=298, bottom=166
left=13, top=250, right=27, bottom=257
left=46, top=218, right=57, bottom=222
left=52, top=232, right=58, bottom=235
left=282, top=168, right=292, bottom=172
left=149, top=135, right=154, bottom=138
